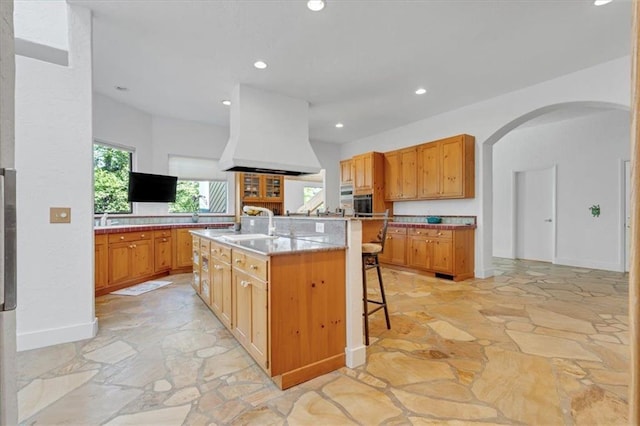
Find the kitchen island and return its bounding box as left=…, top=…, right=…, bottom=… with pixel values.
left=190, top=229, right=347, bottom=389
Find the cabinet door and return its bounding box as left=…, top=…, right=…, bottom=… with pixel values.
left=353, top=153, right=373, bottom=193
left=388, top=234, right=407, bottom=265
left=340, top=159, right=353, bottom=184
left=154, top=237, right=172, bottom=273
left=384, top=151, right=401, bottom=200
left=432, top=238, right=454, bottom=274
left=200, top=250, right=211, bottom=305
left=131, top=239, right=153, bottom=278
left=241, top=173, right=261, bottom=200
left=400, top=148, right=418, bottom=199
left=263, top=175, right=283, bottom=201
left=418, top=143, right=440, bottom=198
left=108, top=242, right=133, bottom=285
left=233, top=270, right=269, bottom=370
left=211, top=259, right=232, bottom=329
left=95, top=238, right=108, bottom=290
left=440, top=138, right=464, bottom=197
left=407, top=236, right=431, bottom=270
left=174, top=229, right=194, bottom=269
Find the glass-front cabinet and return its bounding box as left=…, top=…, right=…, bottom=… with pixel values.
left=264, top=175, right=283, bottom=201
left=241, top=173, right=261, bottom=200
left=238, top=173, right=285, bottom=215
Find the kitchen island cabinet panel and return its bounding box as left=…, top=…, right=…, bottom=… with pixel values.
left=192, top=232, right=346, bottom=390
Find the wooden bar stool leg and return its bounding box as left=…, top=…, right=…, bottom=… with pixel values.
left=375, top=258, right=391, bottom=330
left=362, top=256, right=370, bottom=346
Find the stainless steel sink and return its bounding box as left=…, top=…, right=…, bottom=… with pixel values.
left=221, top=233, right=277, bottom=242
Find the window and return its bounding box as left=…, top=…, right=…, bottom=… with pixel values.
left=93, top=143, right=133, bottom=214
left=304, top=186, right=322, bottom=204
left=168, top=156, right=229, bottom=214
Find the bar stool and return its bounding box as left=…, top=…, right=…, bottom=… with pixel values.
left=359, top=210, right=391, bottom=345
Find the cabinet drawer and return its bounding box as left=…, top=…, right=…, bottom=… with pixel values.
left=108, top=232, right=152, bottom=243
left=154, top=230, right=172, bottom=239
left=211, top=242, right=231, bottom=262
left=387, top=227, right=407, bottom=236
left=408, top=228, right=452, bottom=239
left=232, top=251, right=268, bottom=281
left=201, top=239, right=211, bottom=253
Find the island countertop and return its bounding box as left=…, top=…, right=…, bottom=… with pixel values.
left=190, top=229, right=347, bottom=257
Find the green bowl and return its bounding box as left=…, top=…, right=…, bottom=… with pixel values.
left=426, top=216, right=442, bottom=224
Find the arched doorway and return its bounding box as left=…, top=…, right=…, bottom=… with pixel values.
left=479, top=101, right=630, bottom=274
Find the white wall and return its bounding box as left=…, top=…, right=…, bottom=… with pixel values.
left=311, top=141, right=340, bottom=210
left=284, top=180, right=323, bottom=213
left=15, top=4, right=95, bottom=350
left=341, top=56, right=631, bottom=277
left=14, top=0, right=68, bottom=50
left=493, top=110, right=630, bottom=271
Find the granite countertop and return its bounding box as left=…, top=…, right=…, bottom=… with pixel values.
left=94, top=222, right=233, bottom=235
left=191, top=229, right=346, bottom=257
left=388, top=222, right=477, bottom=230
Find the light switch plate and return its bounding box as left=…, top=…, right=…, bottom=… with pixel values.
left=50, top=207, right=71, bottom=223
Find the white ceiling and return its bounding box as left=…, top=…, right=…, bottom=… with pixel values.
left=70, top=0, right=631, bottom=144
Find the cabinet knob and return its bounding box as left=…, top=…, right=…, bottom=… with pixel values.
left=120, top=236, right=125, bottom=240
left=240, top=280, right=251, bottom=288
left=162, top=238, right=167, bottom=242
left=437, top=232, right=442, bottom=236
left=235, top=258, right=243, bottom=264
left=214, top=265, right=222, bottom=270
left=249, top=264, right=258, bottom=270
left=141, top=234, right=145, bottom=238
left=132, top=244, right=136, bottom=248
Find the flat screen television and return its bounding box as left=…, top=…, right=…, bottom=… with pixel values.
left=127, top=172, right=178, bottom=203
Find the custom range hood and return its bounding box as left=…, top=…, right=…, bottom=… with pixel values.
left=219, top=85, right=321, bottom=176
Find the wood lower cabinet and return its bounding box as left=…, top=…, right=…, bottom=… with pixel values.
left=191, top=236, right=201, bottom=294
left=173, top=228, right=195, bottom=272
left=211, top=242, right=232, bottom=329
left=232, top=269, right=269, bottom=370
left=95, top=235, right=108, bottom=291
left=194, top=235, right=346, bottom=390
left=154, top=230, right=172, bottom=273
left=200, top=239, right=212, bottom=305
left=379, top=226, right=407, bottom=265
left=406, top=228, right=473, bottom=281
left=107, top=232, right=154, bottom=288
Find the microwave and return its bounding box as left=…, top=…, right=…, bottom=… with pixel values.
left=353, top=194, right=372, bottom=215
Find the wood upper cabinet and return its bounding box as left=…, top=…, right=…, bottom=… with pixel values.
left=95, top=235, right=108, bottom=290
left=239, top=173, right=284, bottom=202
left=353, top=152, right=374, bottom=194
left=417, top=134, right=475, bottom=199
left=384, top=148, right=417, bottom=200
left=340, top=159, right=353, bottom=185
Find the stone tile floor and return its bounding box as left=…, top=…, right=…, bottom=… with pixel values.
left=17, top=259, right=629, bottom=425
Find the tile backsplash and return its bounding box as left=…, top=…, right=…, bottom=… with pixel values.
left=392, top=215, right=476, bottom=225
left=94, top=215, right=235, bottom=227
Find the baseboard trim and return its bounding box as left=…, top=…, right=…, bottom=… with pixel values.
left=475, top=268, right=494, bottom=279
left=345, top=345, right=367, bottom=368
left=553, top=257, right=622, bottom=272
left=18, top=317, right=98, bottom=351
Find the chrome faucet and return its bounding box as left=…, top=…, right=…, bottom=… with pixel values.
left=243, top=206, right=275, bottom=236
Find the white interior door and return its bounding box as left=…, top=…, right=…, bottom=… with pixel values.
left=515, top=167, right=554, bottom=262
left=625, top=160, right=631, bottom=272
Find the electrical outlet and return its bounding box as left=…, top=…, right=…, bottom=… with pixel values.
left=50, top=207, right=71, bottom=224
left=315, top=222, right=324, bottom=233
left=250, top=219, right=255, bottom=226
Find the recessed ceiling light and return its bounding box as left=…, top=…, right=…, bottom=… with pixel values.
left=415, top=88, right=427, bottom=95
left=335, top=123, right=344, bottom=128
left=307, top=0, right=325, bottom=11
left=222, top=100, right=231, bottom=106
left=594, top=0, right=612, bottom=5
left=253, top=61, right=268, bottom=69
left=115, top=86, right=128, bottom=92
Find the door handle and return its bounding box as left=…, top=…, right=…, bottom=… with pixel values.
left=544, top=219, right=552, bottom=222
left=1, top=169, right=16, bottom=312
